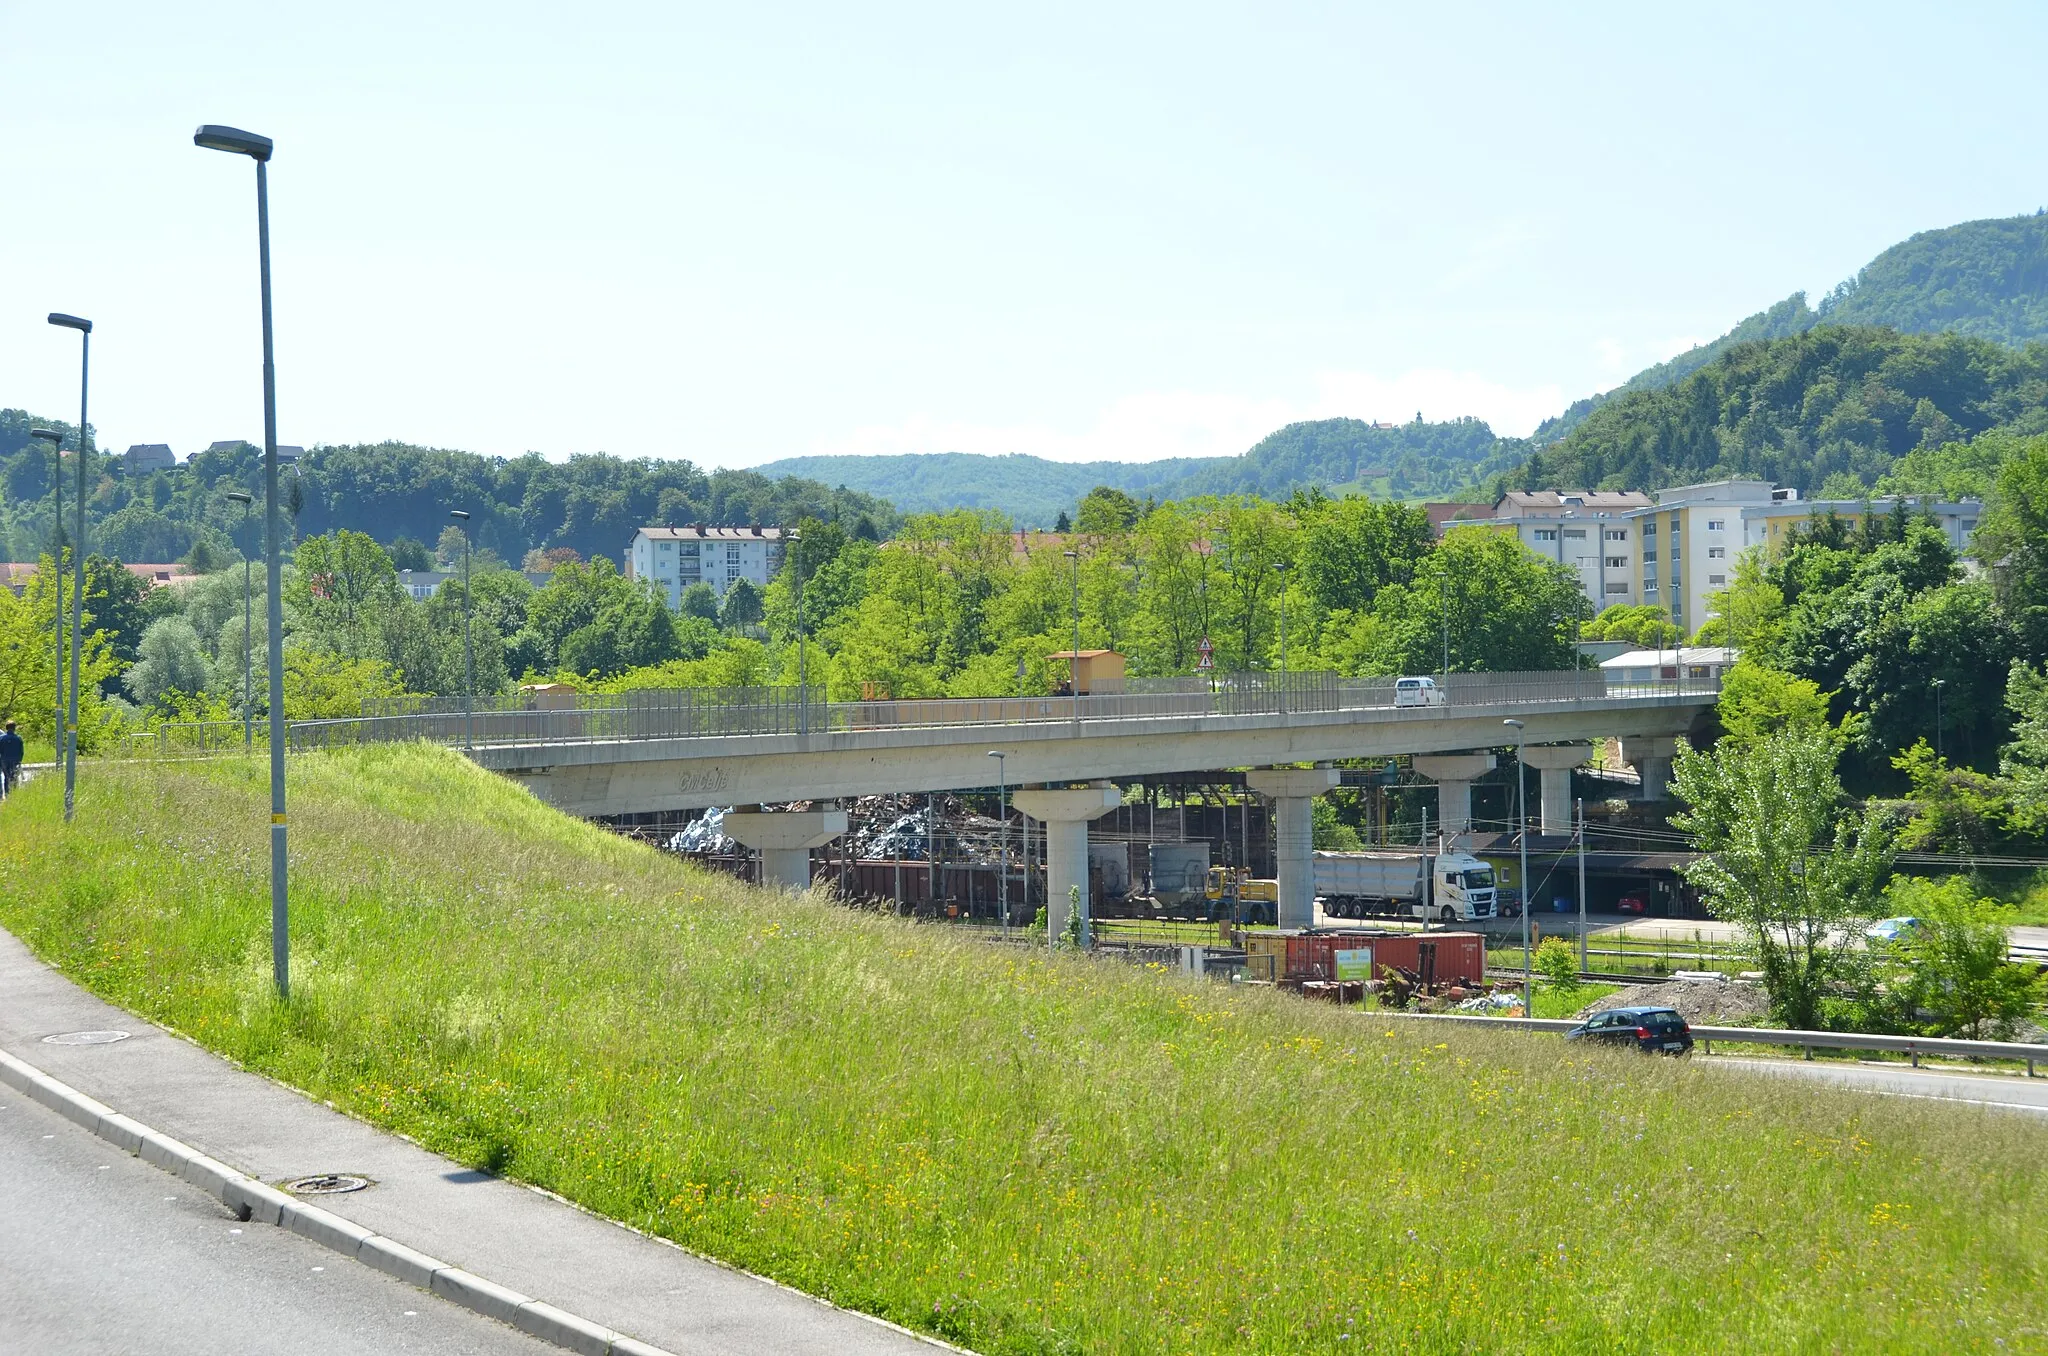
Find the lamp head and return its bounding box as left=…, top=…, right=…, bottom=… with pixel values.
left=193, top=125, right=273, bottom=161
left=1502, top=718, right=1524, bottom=731
left=1062, top=550, right=1078, bottom=560
left=47, top=313, right=92, bottom=334
left=225, top=490, right=253, bottom=505
left=29, top=429, right=62, bottom=445
left=448, top=509, right=470, bottom=521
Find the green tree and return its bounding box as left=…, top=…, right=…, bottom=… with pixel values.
left=1581, top=603, right=1681, bottom=648
left=1295, top=496, right=1431, bottom=615
left=282, top=649, right=404, bottom=719
left=289, top=530, right=403, bottom=657
left=1890, top=741, right=2011, bottom=854
left=1672, top=727, right=1895, bottom=1031
left=1715, top=659, right=1839, bottom=751
left=1336, top=527, right=1587, bottom=675
left=678, top=582, right=720, bottom=622
left=561, top=587, right=681, bottom=680
left=1075, top=485, right=1143, bottom=535
left=123, top=618, right=212, bottom=710
left=1883, top=877, right=2044, bottom=1039
left=388, top=536, right=434, bottom=571
left=719, top=578, right=764, bottom=632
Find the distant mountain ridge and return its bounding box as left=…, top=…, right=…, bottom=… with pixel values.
left=755, top=417, right=1523, bottom=524
left=754, top=212, right=2048, bottom=521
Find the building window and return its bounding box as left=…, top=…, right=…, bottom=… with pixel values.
left=660, top=541, right=672, bottom=552
left=1605, top=555, right=1627, bottom=568
left=1707, top=519, right=1725, bottom=531
left=1605, top=582, right=1629, bottom=594
left=1643, top=523, right=1656, bottom=536
left=1709, top=574, right=1727, bottom=585
left=1708, top=546, right=1725, bottom=559
left=1643, top=550, right=1657, bottom=562
left=1563, top=528, right=1586, bottom=539
left=1605, top=529, right=1627, bottom=541
left=1534, top=529, right=1557, bottom=542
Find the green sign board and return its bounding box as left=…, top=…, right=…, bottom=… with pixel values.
left=1333, top=947, right=1374, bottom=982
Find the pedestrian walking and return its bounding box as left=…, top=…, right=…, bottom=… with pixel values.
left=0, top=721, right=23, bottom=799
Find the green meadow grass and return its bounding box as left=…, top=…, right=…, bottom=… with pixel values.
left=1, top=746, right=2043, bottom=1353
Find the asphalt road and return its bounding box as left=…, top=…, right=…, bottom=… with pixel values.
left=1712, top=1056, right=2048, bottom=1116
left=0, top=1089, right=553, bottom=1356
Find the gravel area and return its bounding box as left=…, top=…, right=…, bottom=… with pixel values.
left=1575, top=977, right=1772, bottom=1025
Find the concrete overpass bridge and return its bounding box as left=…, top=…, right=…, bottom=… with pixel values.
left=292, top=669, right=1717, bottom=940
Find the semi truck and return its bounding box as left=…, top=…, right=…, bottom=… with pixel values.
left=1313, top=850, right=1497, bottom=923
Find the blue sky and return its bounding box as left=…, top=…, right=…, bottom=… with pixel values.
left=4, top=2, right=2044, bottom=467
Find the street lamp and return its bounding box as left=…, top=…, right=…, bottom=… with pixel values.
left=29, top=429, right=64, bottom=754
left=1932, top=678, right=1946, bottom=762
left=1437, top=565, right=1451, bottom=677
left=225, top=491, right=254, bottom=753
left=47, top=312, right=90, bottom=822
left=449, top=510, right=474, bottom=750
left=1272, top=560, right=1290, bottom=715
left=1062, top=549, right=1081, bottom=730
left=194, top=121, right=291, bottom=1000
left=1503, top=718, right=1530, bottom=1016
left=789, top=530, right=807, bottom=736
left=987, top=750, right=1008, bottom=938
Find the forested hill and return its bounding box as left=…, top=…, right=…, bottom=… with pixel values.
left=0, top=427, right=899, bottom=567
left=1535, top=212, right=2048, bottom=446
left=1519, top=324, right=2048, bottom=496
left=755, top=417, right=1524, bottom=524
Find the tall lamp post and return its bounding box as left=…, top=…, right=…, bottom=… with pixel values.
left=448, top=510, right=474, bottom=749
left=987, top=750, right=1007, bottom=937
left=47, top=313, right=90, bottom=821
left=195, top=122, right=290, bottom=1000
left=1062, top=549, right=1081, bottom=730
left=226, top=491, right=254, bottom=752
left=1932, top=678, right=1946, bottom=761
left=1272, top=560, right=1290, bottom=714
left=1438, top=566, right=1451, bottom=677
left=1503, top=718, right=1530, bottom=1015
left=789, top=530, right=806, bottom=736
left=29, top=428, right=64, bottom=754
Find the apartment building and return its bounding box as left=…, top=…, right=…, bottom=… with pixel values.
left=1480, top=480, right=1981, bottom=635
left=626, top=525, right=787, bottom=608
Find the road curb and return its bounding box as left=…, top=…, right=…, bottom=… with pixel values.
left=0, top=1044, right=680, bottom=1356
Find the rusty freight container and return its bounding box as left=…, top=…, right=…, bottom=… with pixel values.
left=1285, top=931, right=1485, bottom=987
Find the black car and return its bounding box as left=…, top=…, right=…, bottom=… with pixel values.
left=1565, top=1005, right=1694, bottom=1055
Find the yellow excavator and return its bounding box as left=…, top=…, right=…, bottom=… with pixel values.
left=1204, top=866, right=1279, bottom=925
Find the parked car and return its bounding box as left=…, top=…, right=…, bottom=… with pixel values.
left=1865, top=916, right=1925, bottom=944
left=1564, top=1005, right=1694, bottom=1055
left=1393, top=676, right=1446, bottom=708
left=1615, top=893, right=1649, bottom=915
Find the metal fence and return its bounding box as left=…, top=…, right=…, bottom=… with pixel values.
left=185, top=665, right=1712, bottom=754
left=1374, top=1010, right=2046, bottom=1076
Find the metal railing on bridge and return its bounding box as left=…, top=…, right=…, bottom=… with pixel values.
left=271, top=667, right=1716, bottom=753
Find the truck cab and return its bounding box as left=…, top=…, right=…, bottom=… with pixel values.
left=1432, top=852, right=1496, bottom=921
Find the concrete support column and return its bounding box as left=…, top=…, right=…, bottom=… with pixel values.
left=1012, top=783, right=1122, bottom=943
left=1521, top=744, right=1592, bottom=834
left=1620, top=737, right=1681, bottom=802
left=723, top=805, right=849, bottom=891
left=1245, top=767, right=1341, bottom=931
left=1411, top=753, right=1495, bottom=841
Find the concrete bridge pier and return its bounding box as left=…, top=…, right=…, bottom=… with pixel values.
left=1411, top=753, right=1495, bottom=842
left=1245, top=766, right=1341, bottom=931
left=1621, top=737, right=1681, bottom=801
left=1012, top=783, right=1122, bottom=943
left=723, top=805, right=849, bottom=891
left=1521, top=744, right=1591, bottom=833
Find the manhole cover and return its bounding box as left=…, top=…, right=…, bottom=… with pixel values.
left=42, top=1030, right=131, bottom=1046
left=283, top=1174, right=371, bottom=1195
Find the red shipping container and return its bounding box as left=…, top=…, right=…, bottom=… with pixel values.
left=1284, top=931, right=1485, bottom=986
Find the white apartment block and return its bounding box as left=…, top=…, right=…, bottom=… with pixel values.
left=1484, top=481, right=1981, bottom=636
left=626, top=526, right=787, bottom=608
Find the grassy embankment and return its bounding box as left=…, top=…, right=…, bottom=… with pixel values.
left=1, top=746, right=2044, bottom=1354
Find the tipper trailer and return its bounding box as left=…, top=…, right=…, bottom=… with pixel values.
left=1313, top=850, right=1497, bottom=924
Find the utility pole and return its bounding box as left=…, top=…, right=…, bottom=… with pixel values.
left=1576, top=797, right=1588, bottom=975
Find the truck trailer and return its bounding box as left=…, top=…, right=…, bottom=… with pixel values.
left=1313, top=850, right=1497, bottom=923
